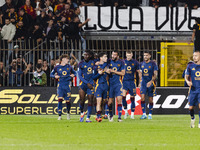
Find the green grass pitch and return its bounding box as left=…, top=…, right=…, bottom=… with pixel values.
left=0, top=115, right=200, bottom=150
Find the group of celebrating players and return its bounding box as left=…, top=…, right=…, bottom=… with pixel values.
left=50, top=49, right=158, bottom=122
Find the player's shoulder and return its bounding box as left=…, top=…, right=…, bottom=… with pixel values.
left=54, top=65, right=60, bottom=70
left=132, top=59, right=139, bottom=63
left=118, top=59, right=125, bottom=64
left=123, top=59, right=127, bottom=62
left=140, top=61, right=145, bottom=65
left=78, top=60, right=84, bottom=66
left=187, top=61, right=195, bottom=68
left=150, top=60, right=157, bottom=66
left=89, top=59, right=95, bottom=65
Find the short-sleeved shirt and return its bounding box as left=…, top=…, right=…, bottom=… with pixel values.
left=123, top=59, right=139, bottom=81
left=140, top=60, right=158, bottom=86
left=108, top=59, right=125, bottom=85
left=185, top=63, right=200, bottom=93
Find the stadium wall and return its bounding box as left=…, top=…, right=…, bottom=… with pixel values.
left=0, top=87, right=191, bottom=115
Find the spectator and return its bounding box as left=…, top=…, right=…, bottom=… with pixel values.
left=30, top=63, right=47, bottom=86
left=149, top=0, right=160, bottom=8
left=21, top=0, right=36, bottom=19
left=67, top=0, right=77, bottom=8
left=95, top=0, right=104, bottom=6
left=42, top=59, right=50, bottom=86
left=119, top=0, right=141, bottom=7
left=30, top=23, right=43, bottom=43
left=1, top=0, right=14, bottom=15
left=1, top=17, right=16, bottom=61
left=14, top=20, right=26, bottom=40
left=8, top=59, right=17, bottom=86
left=18, top=8, right=33, bottom=31
left=1, top=18, right=16, bottom=43
left=0, top=61, right=6, bottom=86
left=68, top=15, right=90, bottom=49
left=47, top=10, right=54, bottom=20
left=36, top=9, right=49, bottom=30
left=104, top=0, right=119, bottom=6
left=0, top=11, right=3, bottom=29
left=43, top=18, right=57, bottom=50
left=54, top=10, right=62, bottom=24
left=54, top=0, right=65, bottom=13
left=24, top=62, right=33, bottom=86
left=15, top=54, right=26, bottom=86
left=61, top=3, right=74, bottom=23
left=7, top=6, right=17, bottom=23
left=37, top=59, right=43, bottom=65
left=44, top=0, right=53, bottom=14
left=35, top=0, right=45, bottom=16
left=56, top=21, right=63, bottom=41
left=185, top=0, right=199, bottom=9
left=191, top=17, right=200, bottom=51
left=43, top=18, right=57, bottom=40
left=50, top=59, right=55, bottom=69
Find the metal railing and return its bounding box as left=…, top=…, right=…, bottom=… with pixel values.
left=0, top=39, right=159, bottom=87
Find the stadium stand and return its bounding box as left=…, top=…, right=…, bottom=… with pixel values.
left=0, top=0, right=197, bottom=87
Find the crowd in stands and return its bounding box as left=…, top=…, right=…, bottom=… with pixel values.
left=0, top=0, right=199, bottom=42
left=0, top=0, right=199, bottom=48
left=0, top=49, right=79, bottom=87
left=0, top=0, right=199, bottom=87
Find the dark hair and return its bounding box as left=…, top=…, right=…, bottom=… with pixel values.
left=126, top=50, right=132, bottom=54
left=60, top=54, right=69, bottom=61
left=143, top=50, right=151, bottom=54
left=36, top=63, right=42, bottom=69
left=72, top=15, right=79, bottom=21
left=84, top=50, right=94, bottom=60
left=98, top=52, right=106, bottom=58
left=112, top=50, right=119, bottom=55
left=85, top=49, right=92, bottom=55
left=195, top=17, right=200, bottom=24
left=19, top=8, right=25, bottom=12
left=74, top=7, right=79, bottom=11
left=5, top=17, right=10, bottom=20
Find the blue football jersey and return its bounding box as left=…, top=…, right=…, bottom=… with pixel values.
left=108, top=59, right=125, bottom=85
left=78, top=60, right=95, bottom=84
left=123, top=59, right=139, bottom=81
left=185, top=63, right=200, bottom=92
left=140, top=60, right=158, bottom=84
left=50, top=64, right=76, bottom=87
left=93, top=62, right=109, bottom=84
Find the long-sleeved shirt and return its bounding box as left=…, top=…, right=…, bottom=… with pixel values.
left=1, top=23, right=16, bottom=41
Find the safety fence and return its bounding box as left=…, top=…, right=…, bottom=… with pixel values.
left=0, top=39, right=159, bottom=87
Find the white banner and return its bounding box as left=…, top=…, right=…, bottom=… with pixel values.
left=80, top=6, right=200, bottom=31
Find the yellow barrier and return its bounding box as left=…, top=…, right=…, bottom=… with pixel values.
left=160, top=42, right=194, bottom=87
